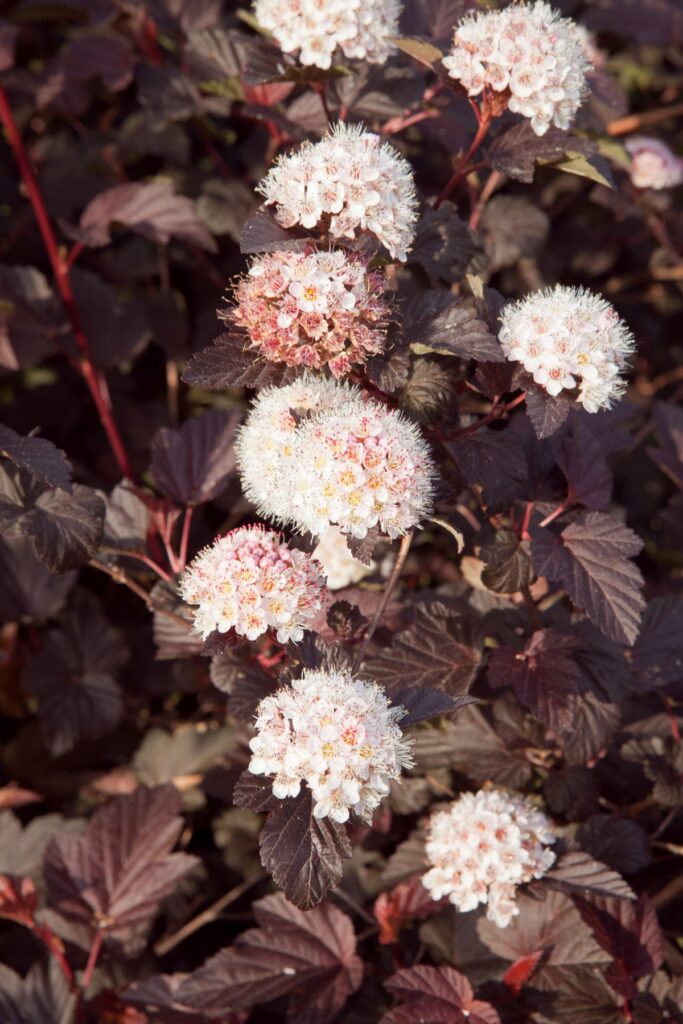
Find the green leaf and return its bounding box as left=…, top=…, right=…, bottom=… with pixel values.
left=544, top=151, right=615, bottom=189
left=395, top=37, right=444, bottom=70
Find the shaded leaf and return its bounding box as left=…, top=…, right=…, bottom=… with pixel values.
left=629, top=596, right=683, bottom=691
left=403, top=291, right=503, bottom=363
left=574, top=895, right=663, bottom=997
left=647, top=402, right=683, bottom=489
left=531, top=512, right=645, bottom=645
left=240, top=208, right=311, bottom=255
left=479, top=195, right=549, bottom=271
left=374, top=876, right=443, bottom=945
left=383, top=965, right=501, bottom=1024
left=487, top=123, right=593, bottom=184
left=480, top=529, right=532, bottom=594
left=0, top=958, right=75, bottom=1024
left=525, top=383, right=573, bottom=439
left=446, top=428, right=528, bottom=513
left=0, top=265, right=65, bottom=371
left=391, top=686, right=476, bottom=727
left=22, top=485, right=104, bottom=573
left=559, top=693, right=622, bottom=766
left=150, top=409, right=241, bottom=506
left=0, top=425, right=72, bottom=493
left=488, top=628, right=582, bottom=730
left=546, top=851, right=635, bottom=900
left=182, top=332, right=301, bottom=390
left=577, top=816, right=651, bottom=876
left=553, top=418, right=613, bottom=510
left=0, top=536, right=76, bottom=621
left=409, top=203, right=479, bottom=283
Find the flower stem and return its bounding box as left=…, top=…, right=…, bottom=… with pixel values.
left=352, top=529, right=414, bottom=672
left=0, top=84, right=133, bottom=481
left=434, top=108, right=492, bottom=209
left=81, top=930, right=103, bottom=992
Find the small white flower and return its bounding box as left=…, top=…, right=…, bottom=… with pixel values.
left=312, top=525, right=375, bottom=589
left=258, top=123, right=419, bottom=261
left=236, top=375, right=436, bottom=539
left=625, top=136, right=683, bottom=190
left=253, top=0, right=400, bottom=71
left=423, top=789, right=556, bottom=928
left=179, top=525, right=327, bottom=643
left=443, top=2, right=591, bottom=137
left=498, top=285, right=635, bottom=412
left=248, top=667, right=413, bottom=822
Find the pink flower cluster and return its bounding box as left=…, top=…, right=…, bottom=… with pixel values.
left=228, top=249, right=390, bottom=377
left=179, top=525, right=327, bottom=643
left=625, top=136, right=683, bottom=191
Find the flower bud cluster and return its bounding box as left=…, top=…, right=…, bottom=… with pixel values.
left=443, top=1, right=591, bottom=136
left=498, top=285, right=635, bottom=412
left=253, top=0, right=400, bottom=70
left=258, top=123, right=418, bottom=261
left=229, top=249, right=390, bottom=377
left=625, top=136, right=683, bottom=191
left=423, top=789, right=556, bottom=928
left=179, top=525, right=327, bottom=643
left=248, top=667, right=413, bottom=822
left=236, top=376, right=436, bottom=539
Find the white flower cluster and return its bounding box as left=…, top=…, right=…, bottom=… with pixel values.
left=498, top=285, right=635, bottom=412
left=443, top=2, right=591, bottom=136
left=236, top=375, right=436, bottom=540
left=248, top=667, right=413, bottom=822
left=253, top=0, right=400, bottom=70
left=229, top=248, right=390, bottom=377
left=312, top=525, right=375, bottom=590
left=258, top=123, right=418, bottom=261
left=625, top=136, right=683, bottom=191
left=423, top=789, right=556, bottom=928
left=179, top=525, right=327, bottom=643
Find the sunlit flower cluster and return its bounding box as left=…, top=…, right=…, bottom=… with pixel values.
left=236, top=376, right=436, bottom=539
left=228, top=249, right=390, bottom=377
left=253, top=0, right=400, bottom=70
left=625, top=136, right=683, bottom=191
left=248, top=667, right=413, bottom=822
left=179, top=525, right=327, bottom=643
left=258, top=123, right=419, bottom=261
left=443, top=2, right=591, bottom=136
left=423, top=789, right=556, bottom=928
left=498, top=285, right=635, bottom=412
left=312, top=525, right=375, bottom=589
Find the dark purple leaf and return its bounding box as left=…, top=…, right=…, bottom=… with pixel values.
left=408, top=203, right=479, bottom=283
left=553, top=418, right=613, bottom=510
left=177, top=892, right=363, bottom=1020
left=0, top=424, right=72, bottom=493
left=402, top=358, right=459, bottom=424
left=584, top=0, right=683, bottom=45
left=577, top=816, right=651, bottom=876
left=544, top=766, right=600, bottom=820
left=0, top=958, right=75, bottom=1024
left=232, top=771, right=280, bottom=814
left=446, top=428, right=528, bottom=513
left=559, top=693, right=622, bottom=766
left=22, top=484, right=104, bottom=573
left=44, top=785, right=199, bottom=947
left=630, top=596, right=683, bottom=691
left=326, top=600, right=368, bottom=639
left=648, top=401, right=683, bottom=489
left=488, top=628, right=582, bottom=730
left=487, top=123, right=594, bottom=184
left=382, top=832, right=428, bottom=888
left=23, top=592, right=127, bottom=757
left=240, top=208, right=312, bottom=255
left=390, top=687, right=476, bottom=727
left=402, top=290, right=503, bottom=362
left=400, top=0, right=476, bottom=46
left=78, top=182, right=217, bottom=252
left=574, top=895, right=663, bottom=997
left=69, top=267, right=151, bottom=370
left=259, top=788, right=351, bottom=910
left=345, top=527, right=380, bottom=566
left=531, top=512, right=645, bottom=645
left=182, top=332, right=301, bottom=390
left=209, top=654, right=277, bottom=720
left=479, top=195, right=549, bottom=271
left=383, top=965, right=501, bottom=1024
left=0, top=265, right=65, bottom=371
left=0, top=536, right=76, bottom=621
left=137, top=65, right=206, bottom=122
left=366, top=603, right=482, bottom=695
left=525, top=383, right=573, bottom=439
left=546, top=852, right=635, bottom=901
left=150, top=409, right=240, bottom=506
left=480, top=529, right=532, bottom=593
left=124, top=973, right=227, bottom=1024
left=186, top=26, right=246, bottom=80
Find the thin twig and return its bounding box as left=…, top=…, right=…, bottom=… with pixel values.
left=607, top=101, right=683, bottom=137
left=434, top=108, right=492, bottom=209
left=81, top=930, right=103, bottom=992
left=178, top=506, right=194, bottom=571
left=154, top=872, right=267, bottom=956
left=353, top=530, right=414, bottom=672
left=89, top=559, right=191, bottom=628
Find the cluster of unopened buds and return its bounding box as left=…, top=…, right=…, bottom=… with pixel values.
left=422, top=789, right=556, bottom=928
left=248, top=667, right=413, bottom=822
left=236, top=376, right=436, bottom=540
left=625, top=136, right=683, bottom=191
left=227, top=248, right=390, bottom=377
left=179, top=525, right=327, bottom=643
left=443, top=1, right=591, bottom=136
left=253, top=0, right=400, bottom=70
left=258, top=123, right=419, bottom=262
left=499, top=285, right=635, bottom=413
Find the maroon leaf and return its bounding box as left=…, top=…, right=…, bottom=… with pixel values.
left=479, top=194, right=549, bottom=271
left=124, top=973, right=238, bottom=1023
left=524, top=382, right=573, bottom=438
left=150, top=409, right=241, bottom=506
left=559, top=693, right=621, bottom=766
left=630, top=596, right=683, bottom=690
left=0, top=874, right=38, bottom=926
left=0, top=264, right=65, bottom=371
left=23, top=592, right=128, bottom=757
left=177, top=892, right=363, bottom=1021
left=0, top=958, right=75, bottom=1024
left=44, top=785, right=199, bottom=947
left=545, top=852, right=635, bottom=900
left=232, top=771, right=280, bottom=814
left=480, top=529, right=532, bottom=593
left=531, top=512, right=645, bottom=645
left=36, top=34, right=135, bottom=114
left=446, top=428, right=528, bottom=513
left=584, top=0, right=683, bottom=45
left=383, top=965, right=500, bottom=1024
left=577, top=816, right=651, bottom=876
left=402, top=290, right=504, bottom=363
left=0, top=424, right=72, bottom=493
left=390, top=686, right=476, bottom=727
left=182, top=332, right=301, bottom=390
left=409, top=202, right=478, bottom=283
left=366, top=603, right=482, bottom=695
left=78, top=182, right=218, bottom=252
left=239, top=208, right=312, bottom=254
left=0, top=535, right=76, bottom=621
left=210, top=653, right=277, bottom=720
left=345, top=527, right=380, bottom=566
left=648, top=401, right=683, bottom=489
left=22, top=484, right=105, bottom=573
left=488, top=628, right=582, bottom=730
left=574, top=895, right=663, bottom=997
left=259, top=788, right=351, bottom=910
left=487, top=123, right=593, bottom=184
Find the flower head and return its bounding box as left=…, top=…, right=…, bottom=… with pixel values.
left=253, top=0, right=400, bottom=70
left=625, top=136, right=683, bottom=190
left=498, top=285, right=635, bottom=412
left=443, top=2, right=591, bottom=136
left=179, top=525, right=327, bottom=643
left=227, top=248, right=391, bottom=377
left=258, top=123, right=419, bottom=261
left=423, top=789, right=556, bottom=928
left=236, top=376, right=436, bottom=539
left=312, top=525, right=375, bottom=589
left=248, top=667, right=413, bottom=822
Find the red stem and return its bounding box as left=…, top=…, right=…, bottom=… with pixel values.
left=538, top=500, right=570, bottom=529
left=33, top=923, right=77, bottom=994
left=446, top=392, right=527, bottom=439
left=0, top=85, right=133, bottom=481
left=178, top=506, right=194, bottom=571
left=519, top=501, right=535, bottom=541
left=434, top=107, right=492, bottom=209
left=81, top=929, right=103, bottom=992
